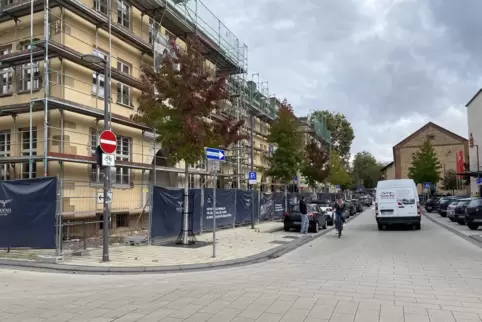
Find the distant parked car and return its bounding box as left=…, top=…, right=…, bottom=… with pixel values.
left=424, top=197, right=440, bottom=213
left=343, top=201, right=356, bottom=217
left=438, top=197, right=461, bottom=217
left=465, top=198, right=482, bottom=230
left=349, top=199, right=364, bottom=212
left=453, top=198, right=472, bottom=225
left=283, top=204, right=328, bottom=232
left=310, top=200, right=334, bottom=226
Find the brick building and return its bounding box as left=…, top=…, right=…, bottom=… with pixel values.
left=390, top=122, right=468, bottom=194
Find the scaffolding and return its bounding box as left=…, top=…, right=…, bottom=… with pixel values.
left=0, top=0, right=251, bottom=239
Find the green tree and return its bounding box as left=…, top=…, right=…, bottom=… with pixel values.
left=300, top=140, right=330, bottom=188
left=310, top=110, right=355, bottom=165
left=267, top=100, right=303, bottom=184
left=352, top=151, right=382, bottom=189
left=443, top=169, right=457, bottom=193
left=135, top=35, right=245, bottom=243
left=327, top=151, right=351, bottom=189
left=407, top=139, right=442, bottom=186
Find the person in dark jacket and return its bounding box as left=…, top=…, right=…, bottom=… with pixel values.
left=299, top=197, right=308, bottom=234
left=333, top=198, right=346, bottom=232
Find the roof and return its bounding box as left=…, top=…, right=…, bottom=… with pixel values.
left=393, top=121, right=467, bottom=149
left=466, top=88, right=482, bottom=107
left=380, top=161, right=394, bottom=171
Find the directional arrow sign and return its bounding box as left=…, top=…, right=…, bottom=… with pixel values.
left=206, top=147, right=225, bottom=161
left=97, top=192, right=113, bottom=204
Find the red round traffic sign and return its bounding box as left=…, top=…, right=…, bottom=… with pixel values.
left=99, top=130, right=117, bottom=154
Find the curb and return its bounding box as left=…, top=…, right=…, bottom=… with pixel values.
left=423, top=211, right=482, bottom=249
left=0, top=211, right=364, bottom=275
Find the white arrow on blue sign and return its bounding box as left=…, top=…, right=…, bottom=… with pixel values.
left=423, top=182, right=432, bottom=189
left=205, top=147, right=225, bottom=161
left=476, top=178, right=482, bottom=185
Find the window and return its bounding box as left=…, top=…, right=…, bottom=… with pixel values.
left=0, top=131, right=10, bottom=180
left=117, top=0, right=130, bottom=29
left=0, top=47, right=13, bottom=95
left=93, top=0, right=108, bottom=15
left=148, top=18, right=154, bottom=44
left=188, top=174, right=195, bottom=188
left=18, top=43, right=40, bottom=92
left=116, top=61, right=130, bottom=106
left=92, top=49, right=107, bottom=97
left=20, top=127, right=37, bottom=179
left=89, top=129, right=131, bottom=186
left=115, top=136, right=131, bottom=185
left=115, top=213, right=128, bottom=228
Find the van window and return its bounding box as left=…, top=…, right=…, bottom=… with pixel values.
left=395, top=188, right=416, bottom=205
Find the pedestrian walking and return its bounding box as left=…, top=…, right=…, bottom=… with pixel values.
left=299, top=196, right=308, bottom=234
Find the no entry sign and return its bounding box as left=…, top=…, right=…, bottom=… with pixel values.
left=99, top=130, right=117, bottom=154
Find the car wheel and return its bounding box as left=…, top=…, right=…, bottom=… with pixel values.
left=457, top=220, right=465, bottom=225
left=313, top=221, right=319, bottom=233
left=415, top=223, right=421, bottom=230
left=322, top=220, right=327, bottom=230
left=284, top=225, right=290, bottom=232
left=378, top=223, right=383, bottom=230
left=449, top=217, right=455, bottom=222
left=425, top=209, right=432, bottom=213
left=468, top=223, right=479, bottom=230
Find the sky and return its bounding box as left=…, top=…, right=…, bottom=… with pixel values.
left=201, top=0, right=481, bottom=162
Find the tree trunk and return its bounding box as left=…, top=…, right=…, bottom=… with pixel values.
left=182, top=163, right=189, bottom=244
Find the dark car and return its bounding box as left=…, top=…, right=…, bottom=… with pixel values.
left=438, top=197, right=461, bottom=217
left=453, top=198, right=472, bottom=225
left=343, top=201, right=356, bottom=217
left=350, top=199, right=364, bottom=212
left=465, top=198, right=482, bottom=230
left=424, top=198, right=440, bottom=213
left=310, top=200, right=334, bottom=226
left=283, top=204, right=328, bottom=232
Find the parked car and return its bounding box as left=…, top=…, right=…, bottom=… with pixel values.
left=465, top=198, right=482, bottom=230
left=283, top=204, right=328, bottom=232
left=447, top=201, right=461, bottom=221
left=438, top=197, right=461, bottom=217
left=350, top=199, right=364, bottom=212
left=344, top=201, right=356, bottom=217
left=424, top=197, right=440, bottom=213
left=310, top=201, right=334, bottom=226
left=453, top=198, right=472, bottom=225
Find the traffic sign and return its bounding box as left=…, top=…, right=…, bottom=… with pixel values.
left=248, top=171, right=257, bottom=184
left=102, top=153, right=115, bottom=167
left=206, top=147, right=225, bottom=161
left=207, top=159, right=220, bottom=172
left=477, top=178, right=482, bottom=185
left=335, top=185, right=340, bottom=191
left=99, top=130, right=117, bottom=154
left=97, top=192, right=112, bottom=204
left=423, top=182, right=432, bottom=189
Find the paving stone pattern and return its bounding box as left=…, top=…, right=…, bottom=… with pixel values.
left=3, top=210, right=482, bottom=321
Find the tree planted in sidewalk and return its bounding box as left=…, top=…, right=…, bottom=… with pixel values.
left=327, top=151, right=351, bottom=190
left=301, top=139, right=330, bottom=188
left=407, top=139, right=442, bottom=186
left=443, top=169, right=458, bottom=193
left=134, top=35, right=245, bottom=243
left=267, top=100, right=303, bottom=185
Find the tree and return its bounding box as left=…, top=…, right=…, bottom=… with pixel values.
left=352, top=151, right=381, bottom=189
left=267, top=100, right=303, bottom=184
left=443, top=169, right=457, bottom=193
left=327, top=151, right=351, bottom=189
left=300, top=140, right=330, bottom=188
left=407, top=139, right=442, bottom=186
left=135, top=35, right=245, bottom=243
left=310, top=111, right=354, bottom=165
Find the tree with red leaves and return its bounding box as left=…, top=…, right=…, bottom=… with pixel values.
left=134, top=35, right=245, bottom=243
left=301, top=139, right=331, bottom=188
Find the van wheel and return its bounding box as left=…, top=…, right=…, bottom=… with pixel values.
left=468, top=223, right=479, bottom=230
left=415, top=224, right=421, bottom=230
left=378, top=224, right=383, bottom=231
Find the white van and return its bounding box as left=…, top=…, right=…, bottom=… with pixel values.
left=375, top=179, right=421, bottom=230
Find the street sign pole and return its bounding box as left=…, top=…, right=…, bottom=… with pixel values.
left=102, top=67, right=110, bottom=263
left=212, top=169, right=217, bottom=258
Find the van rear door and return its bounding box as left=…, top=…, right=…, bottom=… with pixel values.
left=394, top=188, right=417, bottom=217
left=378, top=190, right=397, bottom=217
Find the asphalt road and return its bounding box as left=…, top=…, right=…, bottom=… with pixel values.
left=2, top=209, right=482, bottom=322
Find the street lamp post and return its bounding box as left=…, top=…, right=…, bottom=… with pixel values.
left=81, top=54, right=111, bottom=262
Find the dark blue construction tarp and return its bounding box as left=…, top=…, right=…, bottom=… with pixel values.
left=235, top=189, right=254, bottom=224
left=151, top=187, right=184, bottom=238
left=0, top=177, right=57, bottom=249
left=273, top=192, right=285, bottom=218
left=203, top=188, right=236, bottom=228
left=260, top=193, right=275, bottom=221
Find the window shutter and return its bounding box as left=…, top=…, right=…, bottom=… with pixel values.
left=15, top=66, right=22, bottom=92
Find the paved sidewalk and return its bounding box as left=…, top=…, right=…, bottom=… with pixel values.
left=0, top=221, right=318, bottom=268
left=424, top=210, right=482, bottom=239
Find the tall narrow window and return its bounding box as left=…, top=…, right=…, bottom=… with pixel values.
left=115, top=136, right=130, bottom=185
left=117, top=0, right=130, bottom=29
left=0, top=47, right=13, bottom=95
left=93, top=0, right=108, bottom=15
left=18, top=43, right=40, bottom=92
left=92, top=49, right=107, bottom=98
left=20, top=127, right=37, bottom=179
left=116, top=60, right=130, bottom=106
left=0, top=131, right=11, bottom=180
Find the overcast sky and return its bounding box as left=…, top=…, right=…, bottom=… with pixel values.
left=201, top=0, right=480, bottom=162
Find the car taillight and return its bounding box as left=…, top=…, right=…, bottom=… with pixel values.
left=417, top=202, right=421, bottom=216
left=283, top=212, right=289, bottom=217
left=375, top=203, right=378, bottom=216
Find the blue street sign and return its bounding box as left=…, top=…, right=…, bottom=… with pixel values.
left=476, top=178, right=482, bottom=185
left=335, top=185, right=340, bottom=191
left=423, top=182, right=432, bottom=189
left=248, top=172, right=257, bottom=180
left=205, top=147, right=225, bottom=161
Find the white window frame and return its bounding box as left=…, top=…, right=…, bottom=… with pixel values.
left=19, top=43, right=40, bottom=92
left=20, top=127, right=37, bottom=179
left=93, top=0, right=108, bottom=15
left=0, top=131, right=10, bottom=180
left=0, top=47, right=13, bottom=95
left=116, top=60, right=130, bottom=106
left=92, top=49, right=108, bottom=98
left=117, top=0, right=130, bottom=29
left=115, top=136, right=131, bottom=185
